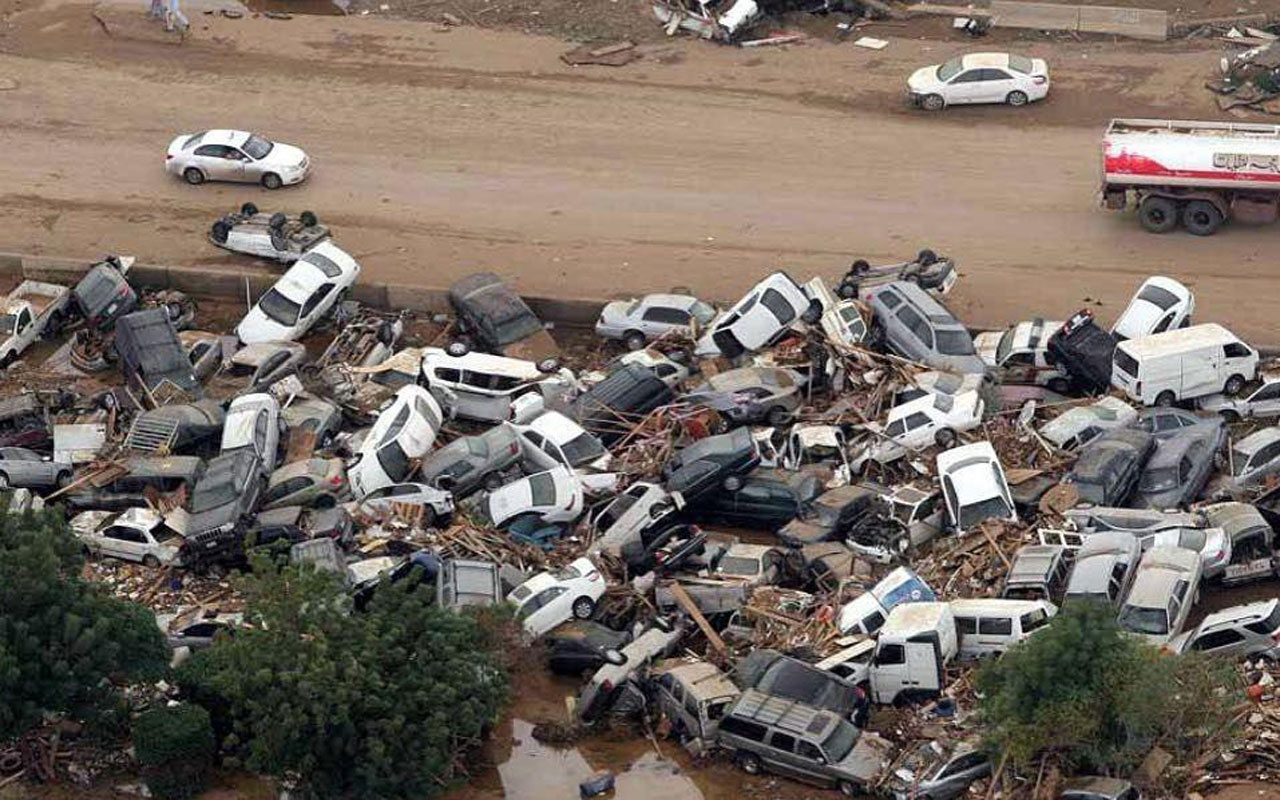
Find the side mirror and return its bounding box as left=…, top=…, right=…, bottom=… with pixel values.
left=604, top=649, right=627, bottom=666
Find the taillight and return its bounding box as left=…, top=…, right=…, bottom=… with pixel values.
left=1136, top=381, right=1142, bottom=395
left=330, top=476, right=344, bottom=486
left=601, top=680, right=613, bottom=693
left=1033, top=76, right=1047, bottom=85
left=165, top=155, right=173, bottom=160
left=587, top=571, right=600, bottom=581
left=118, top=285, right=131, bottom=297
left=509, top=443, right=520, bottom=455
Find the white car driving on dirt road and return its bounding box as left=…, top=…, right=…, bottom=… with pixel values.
left=908, top=53, right=1050, bottom=111
left=166, top=129, right=311, bottom=189
left=235, top=242, right=360, bottom=344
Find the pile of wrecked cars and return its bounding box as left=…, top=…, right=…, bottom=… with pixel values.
left=3, top=230, right=1278, bottom=800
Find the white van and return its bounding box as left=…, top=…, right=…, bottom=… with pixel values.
left=1111, top=323, right=1257, bottom=407
left=836, top=602, right=958, bottom=705
left=420, top=347, right=576, bottom=423
left=948, top=598, right=1057, bottom=660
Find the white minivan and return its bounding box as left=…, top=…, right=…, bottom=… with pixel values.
left=1111, top=323, right=1257, bottom=407
left=420, top=347, right=577, bottom=423
left=949, top=598, right=1057, bottom=660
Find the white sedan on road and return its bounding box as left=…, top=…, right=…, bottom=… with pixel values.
left=166, top=129, right=311, bottom=189
left=507, top=557, right=606, bottom=638
left=909, top=52, right=1050, bottom=111
left=236, top=242, right=360, bottom=344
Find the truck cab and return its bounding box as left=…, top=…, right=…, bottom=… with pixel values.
left=836, top=602, right=958, bottom=705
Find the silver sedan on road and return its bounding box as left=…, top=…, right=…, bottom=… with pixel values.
left=166, top=129, right=311, bottom=190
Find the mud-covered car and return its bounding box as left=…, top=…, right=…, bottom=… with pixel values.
left=208, top=204, right=331, bottom=263
left=447, top=272, right=558, bottom=362
left=1046, top=310, right=1117, bottom=394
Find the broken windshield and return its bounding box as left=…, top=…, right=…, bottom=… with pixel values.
left=257, top=289, right=302, bottom=326
left=1118, top=604, right=1168, bottom=636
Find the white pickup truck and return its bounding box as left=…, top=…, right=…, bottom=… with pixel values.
left=0, top=280, right=72, bottom=367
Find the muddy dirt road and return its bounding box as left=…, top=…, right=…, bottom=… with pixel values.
left=0, top=0, right=1275, bottom=340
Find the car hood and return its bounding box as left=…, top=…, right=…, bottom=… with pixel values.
left=236, top=308, right=292, bottom=344
left=778, top=518, right=829, bottom=545
left=261, top=143, right=307, bottom=170
left=1112, top=301, right=1164, bottom=341
left=598, top=301, right=632, bottom=326
left=1196, top=393, right=1238, bottom=413
left=973, top=331, right=1003, bottom=367
left=908, top=66, right=941, bottom=92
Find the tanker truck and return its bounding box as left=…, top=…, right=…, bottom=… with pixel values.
left=1102, top=118, right=1280, bottom=235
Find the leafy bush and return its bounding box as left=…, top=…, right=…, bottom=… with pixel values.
left=177, top=559, right=510, bottom=799
left=0, top=507, right=169, bottom=738
left=977, top=600, right=1238, bottom=774
left=133, top=704, right=216, bottom=800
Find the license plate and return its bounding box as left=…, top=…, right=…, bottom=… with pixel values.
left=1224, top=558, right=1274, bottom=582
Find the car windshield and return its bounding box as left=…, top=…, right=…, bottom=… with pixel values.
left=1007, top=54, right=1034, bottom=73
left=595, top=495, right=635, bottom=531
left=806, top=500, right=843, bottom=527
left=376, top=441, right=411, bottom=482
left=958, top=496, right=1011, bottom=530
left=822, top=720, right=860, bottom=761
left=689, top=300, right=717, bottom=325
left=717, top=555, right=761, bottom=576
left=190, top=480, right=236, bottom=513
left=257, top=288, right=302, bottom=326
left=935, top=329, right=977, bottom=356
left=1137, top=284, right=1180, bottom=311
left=995, top=329, right=1017, bottom=365
left=242, top=134, right=274, bottom=160
left=1139, top=467, right=1178, bottom=492
left=529, top=472, right=557, bottom=507
left=1232, top=450, right=1251, bottom=476
left=0, top=314, right=15, bottom=335
left=560, top=432, right=605, bottom=466
left=937, top=57, right=964, bottom=81
left=1118, top=604, right=1169, bottom=635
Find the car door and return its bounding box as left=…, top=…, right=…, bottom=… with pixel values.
left=526, top=586, right=568, bottom=636
left=903, top=411, right=935, bottom=449
left=729, top=483, right=773, bottom=525
left=642, top=306, right=690, bottom=338
left=763, top=732, right=809, bottom=781
left=979, top=68, right=1016, bottom=103
left=946, top=69, right=986, bottom=104
left=298, top=283, right=336, bottom=332
left=197, top=145, right=244, bottom=181
left=1248, top=382, right=1280, bottom=418
left=102, top=525, right=147, bottom=561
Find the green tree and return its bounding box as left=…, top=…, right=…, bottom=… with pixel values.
left=133, top=704, right=216, bottom=800
left=0, top=505, right=169, bottom=738
left=976, top=600, right=1238, bottom=774
left=177, top=559, right=510, bottom=799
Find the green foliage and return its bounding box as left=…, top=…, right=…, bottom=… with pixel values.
left=177, top=558, right=510, bottom=800
left=976, top=600, right=1238, bottom=773
left=133, top=705, right=216, bottom=800
left=0, top=507, right=169, bottom=739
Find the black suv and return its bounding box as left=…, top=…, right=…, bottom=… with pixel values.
left=572, top=363, right=674, bottom=445
left=181, top=450, right=266, bottom=569
left=694, top=469, right=823, bottom=530
left=1067, top=428, right=1155, bottom=506
left=447, top=272, right=555, bottom=360
left=1047, top=310, right=1117, bottom=394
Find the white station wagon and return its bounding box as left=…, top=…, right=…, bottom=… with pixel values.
left=909, top=52, right=1050, bottom=111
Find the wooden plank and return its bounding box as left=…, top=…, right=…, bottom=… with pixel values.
left=663, top=581, right=727, bottom=657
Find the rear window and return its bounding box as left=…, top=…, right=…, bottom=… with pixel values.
left=1114, top=349, right=1139, bottom=379
left=1020, top=609, right=1050, bottom=633
left=1137, top=284, right=1180, bottom=311
left=183, top=131, right=207, bottom=149
left=302, top=252, right=344, bottom=278
left=936, top=329, right=976, bottom=356
left=529, top=472, right=556, bottom=506
left=760, top=289, right=796, bottom=326
left=1245, top=602, right=1280, bottom=635
left=1007, top=54, right=1034, bottom=74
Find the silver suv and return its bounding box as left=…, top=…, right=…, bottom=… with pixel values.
left=865, top=281, right=986, bottom=375
left=1172, top=599, right=1280, bottom=660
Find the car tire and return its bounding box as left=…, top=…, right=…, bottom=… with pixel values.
left=537, top=358, right=561, bottom=374
left=446, top=341, right=470, bottom=358
left=736, top=753, right=761, bottom=775
left=723, top=475, right=743, bottom=492
left=837, top=282, right=857, bottom=299
left=1047, top=377, right=1070, bottom=394
left=838, top=781, right=863, bottom=797
left=268, top=212, right=287, bottom=230
left=262, top=173, right=283, bottom=190
left=422, top=506, right=437, bottom=529
left=240, top=202, right=259, bottom=216
left=1220, top=410, right=1241, bottom=424
left=623, top=330, right=647, bottom=351
left=1155, top=391, right=1176, bottom=407
left=315, top=494, right=336, bottom=510
left=572, top=596, right=596, bottom=619
left=1225, top=374, right=1247, bottom=396
left=1006, top=90, right=1029, bottom=106
left=921, top=93, right=945, bottom=111
left=300, top=210, right=318, bottom=227
left=0, top=473, right=8, bottom=489
left=0, top=351, right=12, bottom=369
left=765, top=406, right=792, bottom=427
left=483, top=473, right=505, bottom=491
left=1138, top=196, right=1178, bottom=234
left=801, top=299, right=823, bottom=325
left=935, top=428, right=956, bottom=448
left=1183, top=200, right=1224, bottom=236
left=183, top=167, right=205, bottom=185
left=917, top=248, right=938, bottom=266
left=142, top=555, right=160, bottom=568
left=56, top=471, right=71, bottom=489
left=211, top=220, right=231, bottom=243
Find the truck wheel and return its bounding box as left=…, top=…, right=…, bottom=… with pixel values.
left=183, top=167, right=205, bottom=185
left=1183, top=200, right=1223, bottom=236
left=1155, top=391, right=1176, bottom=407
left=623, top=330, right=647, bottom=351
left=1006, top=90, right=1028, bottom=106
left=262, top=173, right=283, bottom=190
left=1225, top=374, right=1246, bottom=395
left=736, top=752, right=761, bottom=775
left=1138, top=197, right=1178, bottom=233
left=240, top=202, right=259, bottom=216
left=920, top=94, right=945, bottom=111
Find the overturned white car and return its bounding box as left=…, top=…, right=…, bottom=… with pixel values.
left=652, top=0, right=761, bottom=41
left=209, top=204, right=332, bottom=263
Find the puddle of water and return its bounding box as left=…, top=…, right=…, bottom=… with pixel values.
left=496, top=720, right=703, bottom=800
left=242, top=0, right=346, bottom=16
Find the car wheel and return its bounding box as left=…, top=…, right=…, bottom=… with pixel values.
left=1225, top=374, right=1247, bottom=396
left=1047, top=377, right=1070, bottom=394
left=56, top=471, right=71, bottom=489
left=0, top=473, right=8, bottom=489
left=446, top=340, right=470, bottom=357
left=935, top=428, right=956, bottom=448
left=572, top=596, right=596, bottom=619
left=537, top=358, right=561, bottom=374
left=211, top=220, right=231, bottom=243
left=921, top=93, right=945, bottom=111
left=422, top=506, right=438, bottom=529
left=240, top=202, right=259, bottom=216
left=314, top=494, right=336, bottom=510
left=1138, top=196, right=1178, bottom=234
left=1155, top=391, right=1176, bottom=408
left=1006, top=90, right=1029, bottom=106
left=723, top=475, right=743, bottom=492
left=623, top=330, right=647, bottom=351
left=737, top=753, right=761, bottom=775
left=1183, top=200, right=1224, bottom=237
left=268, top=212, right=287, bottom=230
left=1221, top=410, right=1241, bottom=424
left=917, top=248, right=938, bottom=266
left=765, top=406, right=793, bottom=427
left=838, top=781, right=863, bottom=797
left=801, top=299, right=823, bottom=325
left=837, top=281, right=857, bottom=299
left=300, top=210, right=319, bottom=227
left=483, top=473, right=505, bottom=491
left=142, top=554, right=160, bottom=568
left=0, top=351, right=12, bottom=369
left=183, top=167, right=205, bottom=185
left=262, top=173, right=283, bottom=190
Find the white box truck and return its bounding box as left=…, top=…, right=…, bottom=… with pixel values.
left=1110, top=323, right=1257, bottom=406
